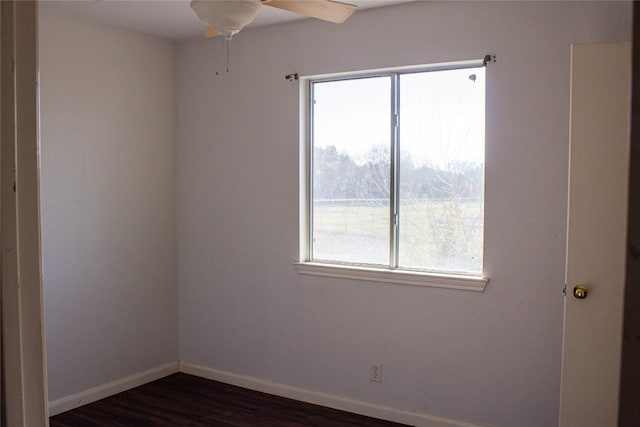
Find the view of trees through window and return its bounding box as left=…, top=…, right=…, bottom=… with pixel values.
left=311, top=66, right=485, bottom=274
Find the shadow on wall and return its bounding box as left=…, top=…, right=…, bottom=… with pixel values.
left=619, top=4, right=640, bottom=425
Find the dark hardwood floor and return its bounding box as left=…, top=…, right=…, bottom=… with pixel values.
left=50, top=373, right=411, bottom=426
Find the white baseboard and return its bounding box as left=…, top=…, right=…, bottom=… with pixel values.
left=179, top=361, right=483, bottom=427
left=48, top=361, right=179, bottom=416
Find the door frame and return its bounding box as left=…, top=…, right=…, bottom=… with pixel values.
left=1, top=1, right=48, bottom=425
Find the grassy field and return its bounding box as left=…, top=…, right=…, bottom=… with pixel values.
left=312, top=199, right=483, bottom=273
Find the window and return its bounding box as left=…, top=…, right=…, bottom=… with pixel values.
left=298, top=61, right=487, bottom=288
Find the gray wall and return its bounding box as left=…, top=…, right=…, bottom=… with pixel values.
left=39, top=6, right=178, bottom=401
left=176, top=2, right=631, bottom=426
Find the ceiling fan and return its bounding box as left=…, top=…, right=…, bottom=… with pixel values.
left=190, top=0, right=357, bottom=40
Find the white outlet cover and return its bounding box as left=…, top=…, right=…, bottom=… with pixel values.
left=370, top=363, right=382, bottom=382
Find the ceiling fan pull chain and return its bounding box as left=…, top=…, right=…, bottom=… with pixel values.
left=225, top=37, right=230, bottom=73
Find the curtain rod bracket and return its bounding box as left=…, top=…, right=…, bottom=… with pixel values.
left=483, top=54, right=496, bottom=65
left=285, top=73, right=299, bottom=81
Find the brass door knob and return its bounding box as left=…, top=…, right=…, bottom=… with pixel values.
left=573, top=285, right=588, bottom=299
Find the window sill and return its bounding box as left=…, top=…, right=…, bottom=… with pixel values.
left=293, top=262, right=488, bottom=292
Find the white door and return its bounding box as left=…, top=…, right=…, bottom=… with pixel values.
left=560, top=43, right=631, bottom=426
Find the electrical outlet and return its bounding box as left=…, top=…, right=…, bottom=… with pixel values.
left=370, top=363, right=382, bottom=382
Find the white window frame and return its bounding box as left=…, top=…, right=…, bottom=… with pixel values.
left=295, top=59, right=490, bottom=292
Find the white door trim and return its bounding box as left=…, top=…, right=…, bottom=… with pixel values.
left=1, top=1, right=49, bottom=425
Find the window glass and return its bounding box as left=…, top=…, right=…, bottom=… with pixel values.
left=399, top=68, right=485, bottom=273
left=308, top=64, right=485, bottom=275
left=312, top=77, right=391, bottom=265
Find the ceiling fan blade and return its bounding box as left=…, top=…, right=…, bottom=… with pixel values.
left=264, top=0, right=356, bottom=24
left=205, top=26, right=219, bottom=38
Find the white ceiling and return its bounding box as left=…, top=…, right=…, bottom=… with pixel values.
left=43, top=0, right=416, bottom=40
